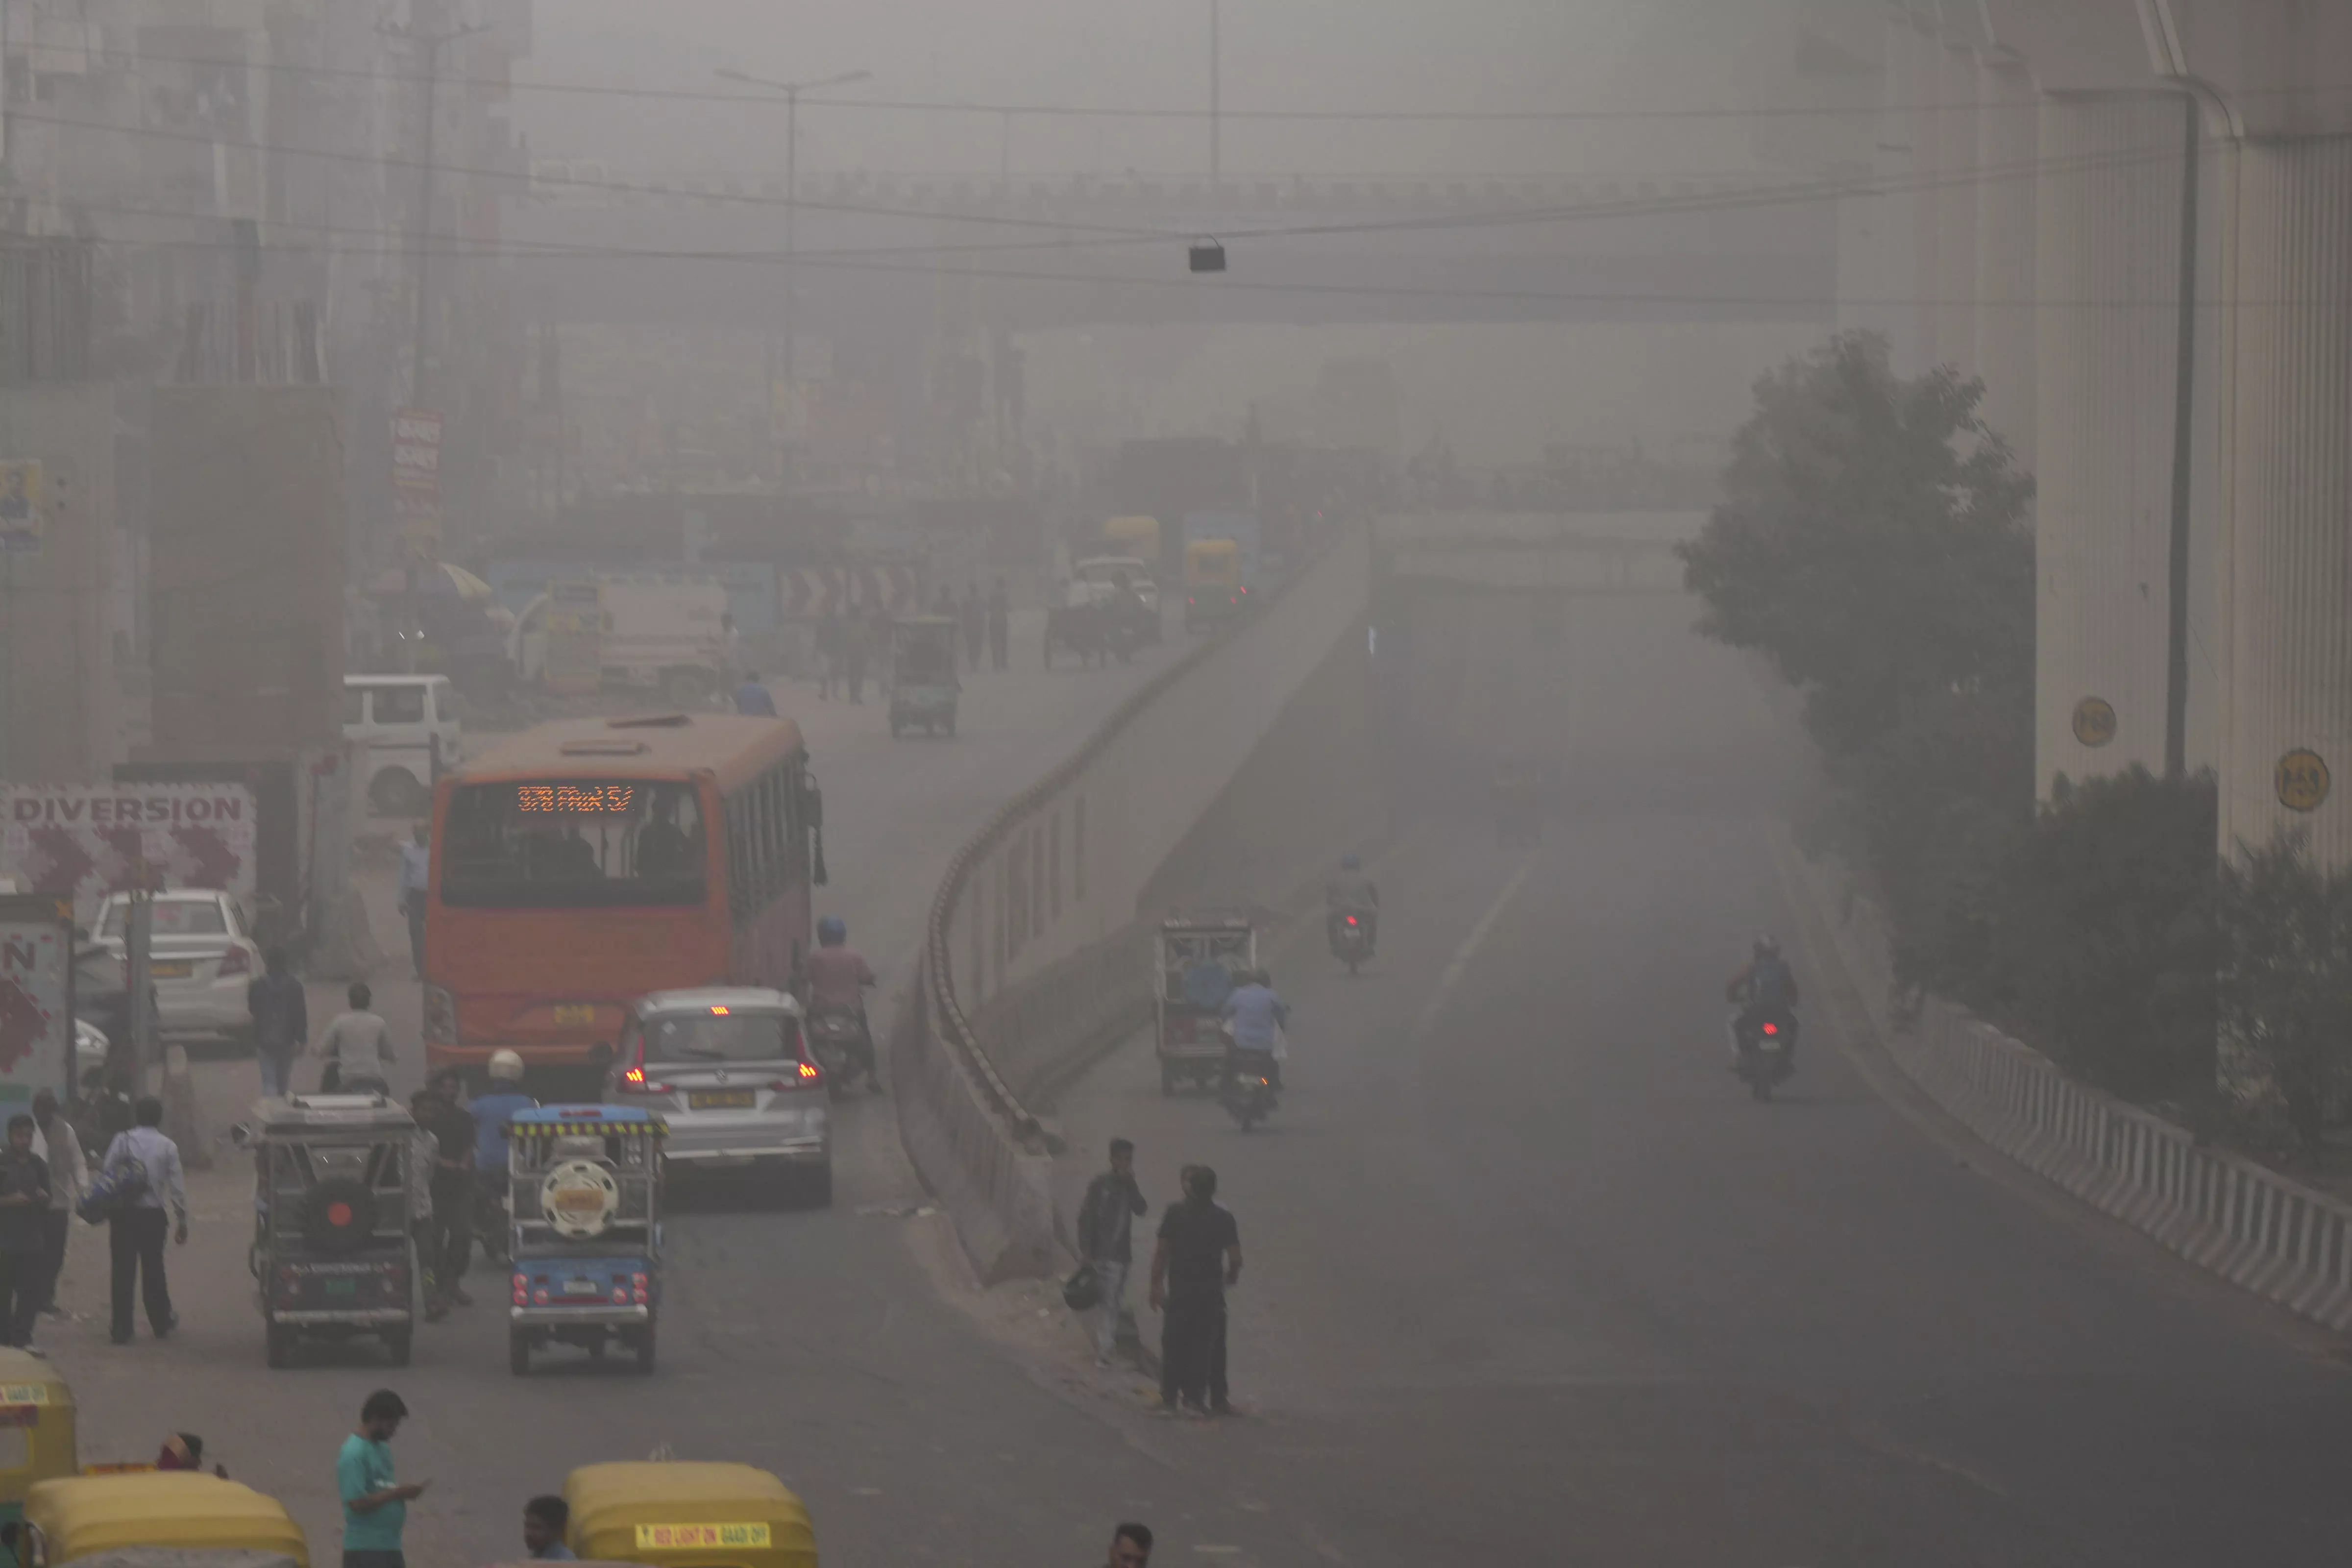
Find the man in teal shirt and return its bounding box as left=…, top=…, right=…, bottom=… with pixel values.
left=338, top=1389, right=427, bottom=1568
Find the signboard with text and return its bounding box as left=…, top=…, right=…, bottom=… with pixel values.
left=1, top=785, right=258, bottom=922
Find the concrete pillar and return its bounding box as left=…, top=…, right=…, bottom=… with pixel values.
left=2032, top=94, right=2188, bottom=796
left=1933, top=45, right=1980, bottom=375
left=1908, top=25, right=1944, bottom=371
left=2220, top=137, right=2352, bottom=863
left=1972, top=54, right=2038, bottom=466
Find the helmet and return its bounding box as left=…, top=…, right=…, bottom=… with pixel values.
left=818, top=916, right=847, bottom=946
left=1341, top=853, right=1362, bottom=871
left=1753, top=934, right=1781, bottom=960
left=488, top=1049, right=525, bottom=1083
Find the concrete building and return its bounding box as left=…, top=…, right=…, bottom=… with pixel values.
left=1802, top=1, right=2351, bottom=864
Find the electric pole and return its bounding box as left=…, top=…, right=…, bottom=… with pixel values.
left=382, top=13, right=487, bottom=411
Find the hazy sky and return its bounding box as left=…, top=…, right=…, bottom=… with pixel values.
left=514, top=1, right=1790, bottom=179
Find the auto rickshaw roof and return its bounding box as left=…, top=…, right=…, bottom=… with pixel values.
left=0, top=1345, right=72, bottom=1403
left=513, top=1104, right=668, bottom=1131
left=246, top=1095, right=416, bottom=1137
left=26, top=1473, right=308, bottom=1566
left=564, top=1462, right=814, bottom=1561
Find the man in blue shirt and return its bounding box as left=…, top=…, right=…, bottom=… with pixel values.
left=338, top=1389, right=426, bottom=1568
left=398, top=825, right=430, bottom=980
left=1219, top=969, right=1289, bottom=1094
left=733, top=671, right=778, bottom=716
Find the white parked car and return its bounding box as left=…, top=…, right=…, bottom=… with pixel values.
left=344, top=673, right=461, bottom=817
left=90, top=889, right=263, bottom=1048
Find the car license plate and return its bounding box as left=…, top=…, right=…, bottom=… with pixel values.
left=323, top=1278, right=357, bottom=1298
left=689, top=1089, right=756, bottom=1110
left=564, top=1276, right=598, bottom=1297
left=553, top=1004, right=595, bottom=1026
left=149, top=961, right=192, bottom=979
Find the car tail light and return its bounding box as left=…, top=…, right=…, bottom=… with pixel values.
left=633, top=1272, right=649, bottom=1304
left=620, top=1066, right=670, bottom=1095
left=533, top=1287, right=550, bottom=1305
left=611, top=1287, right=628, bottom=1304
left=512, top=1272, right=528, bottom=1306
left=218, top=946, right=252, bottom=977
left=797, top=1060, right=820, bottom=1079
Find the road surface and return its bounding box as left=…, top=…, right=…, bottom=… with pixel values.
left=1048, top=594, right=2352, bottom=1565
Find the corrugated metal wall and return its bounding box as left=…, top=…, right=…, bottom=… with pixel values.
left=2222, top=138, right=2352, bottom=864
left=2032, top=95, right=2187, bottom=795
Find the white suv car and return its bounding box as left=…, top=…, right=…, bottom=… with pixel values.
left=344, top=674, right=461, bottom=817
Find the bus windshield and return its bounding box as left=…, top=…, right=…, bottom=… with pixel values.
left=441, top=779, right=707, bottom=908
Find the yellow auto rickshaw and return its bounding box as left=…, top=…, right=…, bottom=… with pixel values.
left=22, top=1471, right=307, bottom=1568
left=0, top=1349, right=76, bottom=1529
left=564, top=1462, right=815, bottom=1568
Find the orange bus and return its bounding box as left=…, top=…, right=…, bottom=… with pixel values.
left=422, top=712, right=822, bottom=1076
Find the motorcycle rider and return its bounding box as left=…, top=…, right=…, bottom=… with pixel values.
left=469, top=1050, right=536, bottom=1262
left=1725, top=935, right=1800, bottom=1064
left=1324, top=853, right=1379, bottom=955
left=804, top=916, right=879, bottom=1080
left=1219, top=968, right=1289, bottom=1097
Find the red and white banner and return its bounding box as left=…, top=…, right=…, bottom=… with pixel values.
left=2, top=785, right=258, bottom=920
left=780, top=564, right=920, bottom=616
left=0, top=912, right=70, bottom=1101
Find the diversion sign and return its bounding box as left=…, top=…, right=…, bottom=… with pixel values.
left=2, top=785, right=257, bottom=920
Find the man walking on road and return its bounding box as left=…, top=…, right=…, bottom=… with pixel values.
left=986, top=577, right=1010, bottom=671
left=100, top=1097, right=184, bottom=1345
left=0, top=1116, right=51, bottom=1346
left=399, top=824, right=431, bottom=980
left=415, top=1072, right=476, bottom=1318
left=1150, top=1164, right=1241, bottom=1416
left=30, top=1090, right=84, bottom=1316
left=1077, top=1138, right=1148, bottom=1365
left=248, top=948, right=308, bottom=1100
left=339, top=1389, right=426, bottom=1568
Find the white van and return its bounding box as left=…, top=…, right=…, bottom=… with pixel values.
left=344, top=674, right=461, bottom=816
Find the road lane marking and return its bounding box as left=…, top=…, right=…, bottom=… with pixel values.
left=1414, top=846, right=1544, bottom=1036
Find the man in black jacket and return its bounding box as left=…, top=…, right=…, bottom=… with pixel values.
left=1076, top=1139, right=1147, bottom=1366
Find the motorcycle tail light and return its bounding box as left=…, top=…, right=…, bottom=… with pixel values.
left=1762, top=1023, right=1778, bottom=1036
left=1346, top=916, right=1358, bottom=926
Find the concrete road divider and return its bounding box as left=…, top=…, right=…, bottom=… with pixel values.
left=1780, top=826, right=2352, bottom=1334
left=893, top=531, right=1371, bottom=1281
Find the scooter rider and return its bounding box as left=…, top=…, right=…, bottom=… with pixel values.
left=1219, top=968, right=1289, bottom=1096
left=1726, top=935, right=1799, bottom=1062
left=805, top=916, right=878, bottom=1074
left=1325, top=854, right=1379, bottom=953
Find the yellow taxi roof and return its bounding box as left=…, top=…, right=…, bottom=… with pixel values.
left=565, top=1463, right=813, bottom=1556
left=0, top=1348, right=71, bottom=1402
left=27, top=1473, right=307, bottom=1565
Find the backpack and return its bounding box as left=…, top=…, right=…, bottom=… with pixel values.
left=79, top=1143, right=150, bottom=1223
left=1750, top=956, right=1793, bottom=1011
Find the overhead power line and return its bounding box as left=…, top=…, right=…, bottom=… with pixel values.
left=24, top=38, right=2351, bottom=124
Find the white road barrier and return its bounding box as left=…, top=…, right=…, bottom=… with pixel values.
left=1779, top=827, right=2352, bottom=1334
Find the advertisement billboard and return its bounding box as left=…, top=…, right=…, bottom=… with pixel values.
left=0, top=897, right=74, bottom=1105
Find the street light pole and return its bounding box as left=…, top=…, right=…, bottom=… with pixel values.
left=715, top=67, right=870, bottom=486
left=1209, top=0, right=1221, bottom=184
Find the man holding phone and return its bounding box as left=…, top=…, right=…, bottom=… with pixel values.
left=338, top=1389, right=427, bottom=1568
